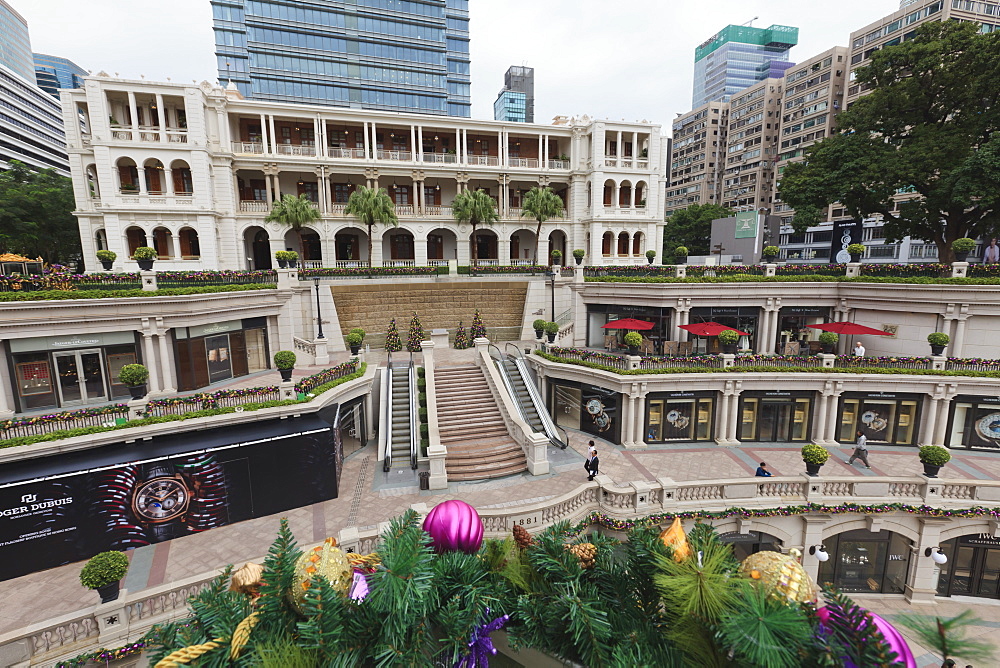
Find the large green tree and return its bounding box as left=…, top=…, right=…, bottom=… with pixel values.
left=661, top=203, right=732, bottom=263
left=451, top=189, right=498, bottom=267
left=265, top=194, right=322, bottom=260
left=520, top=186, right=564, bottom=264
left=343, top=186, right=398, bottom=268
left=0, top=160, right=80, bottom=266
left=778, top=21, right=1000, bottom=262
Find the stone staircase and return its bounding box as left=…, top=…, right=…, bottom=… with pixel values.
left=434, top=364, right=527, bottom=481
left=330, top=280, right=528, bottom=349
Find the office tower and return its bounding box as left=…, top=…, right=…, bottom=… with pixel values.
left=494, top=65, right=533, bottom=123
left=721, top=78, right=784, bottom=210
left=0, top=0, right=32, bottom=82
left=692, top=23, right=798, bottom=108
left=33, top=53, right=87, bottom=98
left=212, top=0, right=471, bottom=117
left=665, top=101, right=729, bottom=217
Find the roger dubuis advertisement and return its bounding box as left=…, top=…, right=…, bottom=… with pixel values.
left=0, top=416, right=337, bottom=582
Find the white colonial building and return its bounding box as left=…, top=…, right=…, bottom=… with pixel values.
left=63, top=75, right=666, bottom=272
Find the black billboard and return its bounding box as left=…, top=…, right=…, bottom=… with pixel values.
left=0, top=416, right=338, bottom=582
left=831, top=219, right=862, bottom=263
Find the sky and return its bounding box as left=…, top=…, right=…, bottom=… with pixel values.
left=15, top=0, right=902, bottom=132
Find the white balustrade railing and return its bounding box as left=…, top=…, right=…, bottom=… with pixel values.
left=276, top=143, right=315, bottom=156
left=508, top=157, right=539, bottom=168
left=294, top=336, right=317, bottom=358
left=395, top=205, right=415, bottom=216
left=428, top=259, right=449, bottom=267
left=423, top=206, right=452, bottom=217
left=329, top=203, right=347, bottom=216
left=335, top=259, right=369, bottom=268
left=511, top=259, right=533, bottom=266
left=166, top=130, right=188, bottom=143
left=468, top=155, right=499, bottom=166
left=421, top=153, right=458, bottom=164
left=547, top=159, right=569, bottom=169
left=473, top=258, right=499, bottom=266
left=506, top=207, right=523, bottom=218
left=111, top=129, right=133, bottom=140
left=328, top=147, right=366, bottom=159
left=232, top=141, right=264, bottom=154
left=239, top=200, right=270, bottom=212
left=300, top=260, right=323, bottom=269
left=383, top=259, right=415, bottom=267
left=375, top=150, right=412, bottom=161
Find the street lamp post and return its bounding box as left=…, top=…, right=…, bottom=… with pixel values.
left=313, top=277, right=326, bottom=339
left=545, top=270, right=556, bottom=322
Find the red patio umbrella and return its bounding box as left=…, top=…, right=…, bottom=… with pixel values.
left=678, top=321, right=750, bottom=337
left=602, top=318, right=655, bottom=331
left=807, top=322, right=891, bottom=336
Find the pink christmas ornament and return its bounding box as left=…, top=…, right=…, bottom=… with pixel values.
left=423, top=500, right=484, bottom=554
left=816, top=606, right=916, bottom=668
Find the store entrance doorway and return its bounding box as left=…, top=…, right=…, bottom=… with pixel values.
left=53, top=349, right=107, bottom=406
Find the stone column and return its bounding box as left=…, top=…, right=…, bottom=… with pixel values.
left=264, top=171, right=273, bottom=204
left=268, top=115, right=277, bottom=155
left=157, top=322, right=175, bottom=393
left=170, top=233, right=181, bottom=260
left=616, top=130, right=623, bottom=167
left=314, top=117, right=322, bottom=158
left=905, top=518, right=949, bottom=604
left=163, top=169, right=174, bottom=196
left=824, top=386, right=843, bottom=444
left=142, top=332, right=161, bottom=393
left=800, top=515, right=832, bottom=582
left=0, top=343, right=15, bottom=418
left=716, top=390, right=730, bottom=445
left=954, top=312, right=969, bottom=357
left=620, top=392, right=634, bottom=447
left=727, top=381, right=742, bottom=444
left=155, top=93, right=167, bottom=142
left=614, top=183, right=621, bottom=212
left=813, top=390, right=830, bottom=444
left=363, top=121, right=371, bottom=158
left=921, top=395, right=939, bottom=446
left=259, top=113, right=269, bottom=154
left=633, top=384, right=648, bottom=448
left=127, top=91, right=140, bottom=138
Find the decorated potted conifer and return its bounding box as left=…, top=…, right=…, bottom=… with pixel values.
left=346, top=332, right=362, bottom=355
left=624, top=331, right=642, bottom=355
left=533, top=319, right=547, bottom=339
left=675, top=246, right=689, bottom=264
left=645, top=249, right=656, bottom=265
left=927, top=332, right=950, bottom=356
left=717, top=328, right=739, bottom=354
left=572, top=249, right=585, bottom=266
left=132, top=246, right=157, bottom=271
left=96, top=250, right=116, bottom=271
left=544, top=321, right=559, bottom=343
left=819, top=331, right=839, bottom=354
left=349, top=327, right=365, bottom=349
left=274, top=350, right=296, bottom=381
left=118, top=364, right=149, bottom=399
left=919, top=445, right=951, bottom=478
left=762, top=245, right=780, bottom=263
left=802, top=443, right=830, bottom=476
left=551, top=249, right=563, bottom=266
left=952, top=237, right=975, bottom=263
left=847, top=243, right=866, bottom=263
left=275, top=250, right=298, bottom=268
left=80, top=551, right=129, bottom=603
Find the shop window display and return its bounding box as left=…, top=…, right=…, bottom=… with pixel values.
left=817, top=529, right=911, bottom=594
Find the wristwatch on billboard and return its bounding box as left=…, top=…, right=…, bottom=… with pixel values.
left=130, top=463, right=192, bottom=541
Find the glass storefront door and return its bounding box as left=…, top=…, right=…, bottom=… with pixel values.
left=53, top=350, right=107, bottom=406
left=205, top=334, right=233, bottom=383
left=839, top=396, right=919, bottom=445
left=739, top=397, right=811, bottom=442
left=818, top=529, right=911, bottom=594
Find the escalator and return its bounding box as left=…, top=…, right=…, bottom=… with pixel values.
left=493, top=344, right=568, bottom=449
left=381, top=353, right=419, bottom=472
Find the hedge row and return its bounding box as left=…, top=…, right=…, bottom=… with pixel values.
left=585, top=275, right=1000, bottom=285
left=0, top=284, right=276, bottom=302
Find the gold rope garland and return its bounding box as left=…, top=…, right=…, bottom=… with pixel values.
left=229, top=611, right=261, bottom=660
left=348, top=552, right=380, bottom=569
left=153, top=639, right=223, bottom=667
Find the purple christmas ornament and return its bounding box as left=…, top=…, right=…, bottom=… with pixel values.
left=454, top=609, right=510, bottom=668
left=423, top=500, right=484, bottom=554
left=816, top=605, right=916, bottom=668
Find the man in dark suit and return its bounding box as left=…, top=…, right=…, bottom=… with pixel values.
left=587, top=449, right=599, bottom=481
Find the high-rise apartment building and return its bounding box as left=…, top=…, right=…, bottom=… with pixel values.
left=494, top=65, right=533, bottom=123
left=33, top=53, right=87, bottom=98
left=692, top=23, right=798, bottom=108
left=664, top=101, right=728, bottom=217
left=211, top=0, right=471, bottom=117
left=721, top=78, right=784, bottom=210
left=0, top=0, right=32, bottom=82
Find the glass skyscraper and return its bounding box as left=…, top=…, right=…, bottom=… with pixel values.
left=212, top=0, right=471, bottom=117
left=494, top=89, right=526, bottom=123
left=692, top=24, right=798, bottom=108
left=33, top=53, right=87, bottom=98
left=0, top=0, right=33, bottom=82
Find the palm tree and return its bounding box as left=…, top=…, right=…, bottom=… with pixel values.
left=344, top=186, right=398, bottom=269
left=452, top=189, right=498, bottom=272
left=521, top=186, right=564, bottom=264
left=265, top=194, right=321, bottom=261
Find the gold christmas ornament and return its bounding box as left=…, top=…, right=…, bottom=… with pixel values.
left=738, top=549, right=817, bottom=605
left=229, top=562, right=265, bottom=598
left=659, top=517, right=692, bottom=562
left=566, top=542, right=597, bottom=569
left=291, top=537, right=352, bottom=610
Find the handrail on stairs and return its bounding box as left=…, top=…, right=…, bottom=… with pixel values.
left=409, top=351, right=419, bottom=469
left=381, top=361, right=392, bottom=472
left=503, top=343, right=567, bottom=449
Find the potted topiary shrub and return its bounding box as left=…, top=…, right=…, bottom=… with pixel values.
left=645, top=249, right=657, bottom=265
left=543, top=321, right=559, bottom=343
left=532, top=319, right=547, bottom=339
left=717, top=328, right=739, bottom=354
left=346, top=332, right=363, bottom=355
left=118, top=363, right=149, bottom=399
left=132, top=246, right=157, bottom=271
left=927, top=332, right=950, bottom=356
left=762, top=245, right=780, bottom=263
left=818, top=331, right=839, bottom=353
left=952, top=237, right=975, bottom=262
left=551, top=249, right=563, bottom=266
left=572, top=249, right=586, bottom=266
left=918, top=445, right=951, bottom=478
left=624, top=331, right=643, bottom=355
left=96, top=249, right=116, bottom=271
left=275, top=250, right=298, bottom=268
left=674, top=246, right=689, bottom=264
left=350, top=327, right=366, bottom=343
left=847, top=243, right=866, bottom=263
left=80, top=551, right=129, bottom=603
left=801, top=443, right=830, bottom=476
left=274, top=350, right=296, bottom=381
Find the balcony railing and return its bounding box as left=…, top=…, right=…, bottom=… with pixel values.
left=111, top=128, right=133, bottom=140
left=334, top=260, right=368, bottom=268
left=547, top=159, right=569, bottom=169
left=473, top=258, right=499, bottom=266
left=428, top=259, right=449, bottom=267
left=239, top=200, right=270, bottom=212
left=422, top=153, right=458, bottom=164
left=508, top=157, right=539, bottom=168
left=423, top=205, right=452, bottom=217
left=375, top=149, right=412, bottom=161
left=276, top=143, right=316, bottom=157
left=383, top=259, right=415, bottom=267
left=232, top=141, right=264, bottom=154
left=468, top=155, right=499, bottom=166
left=328, top=147, right=366, bottom=159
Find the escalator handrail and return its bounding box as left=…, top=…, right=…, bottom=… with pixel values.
left=505, top=342, right=527, bottom=361
left=408, top=357, right=419, bottom=469
left=490, top=346, right=536, bottom=427
left=510, top=355, right=567, bottom=449
left=382, top=365, right=393, bottom=471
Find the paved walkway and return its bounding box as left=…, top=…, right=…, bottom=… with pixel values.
left=3, top=344, right=1000, bottom=666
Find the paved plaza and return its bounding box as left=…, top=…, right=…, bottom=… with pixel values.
left=3, top=345, right=1000, bottom=666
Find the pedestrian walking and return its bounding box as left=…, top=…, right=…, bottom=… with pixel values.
left=755, top=462, right=772, bottom=477
left=588, top=440, right=597, bottom=459
left=846, top=430, right=871, bottom=468
left=853, top=341, right=865, bottom=356
left=587, top=449, right=600, bottom=481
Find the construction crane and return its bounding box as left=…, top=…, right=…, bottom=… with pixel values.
left=742, top=16, right=758, bottom=27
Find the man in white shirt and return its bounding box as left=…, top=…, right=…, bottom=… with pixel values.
left=984, top=238, right=999, bottom=263
left=847, top=430, right=871, bottom=468
left=853, top=341, right=865, bottom=356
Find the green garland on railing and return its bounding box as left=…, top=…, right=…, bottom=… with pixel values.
left=54, top=635, right=150, bottom=667
left=568, top=502, right=1000, bottom=535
